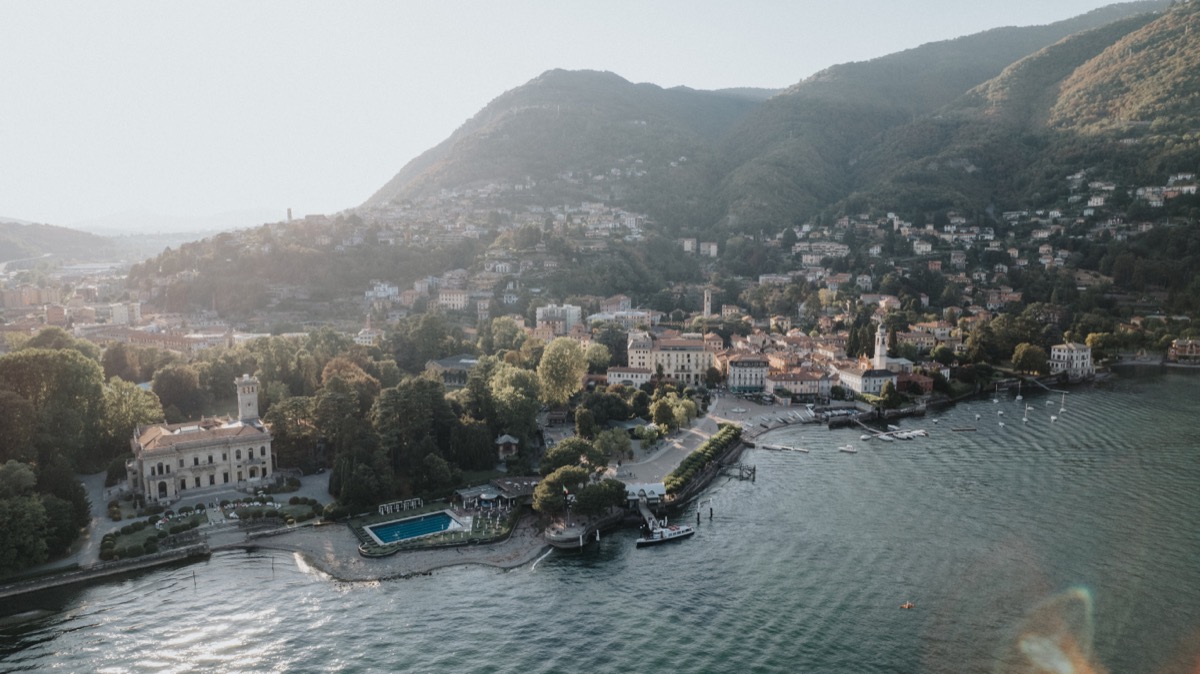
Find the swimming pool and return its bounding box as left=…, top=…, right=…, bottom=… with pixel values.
left=364, top=511, right=462, bottom=545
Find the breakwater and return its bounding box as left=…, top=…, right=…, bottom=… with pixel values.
left=0, top=545, right=210, bottom=601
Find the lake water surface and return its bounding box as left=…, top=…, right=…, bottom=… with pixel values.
left=2, top=370, right=1198, bottom=673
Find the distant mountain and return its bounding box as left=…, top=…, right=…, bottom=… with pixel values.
left=364, top=1, right=1178, bottom=236
left=71, top=208, right=283, bottom=236
left=365, top=69, right=764, bottom=210
left=0, top=220, right=114, bottom=263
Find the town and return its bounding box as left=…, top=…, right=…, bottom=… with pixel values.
left=1, top=156, right=1198, bottom=587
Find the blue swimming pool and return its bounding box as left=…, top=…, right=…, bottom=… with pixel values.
left=365, top=511, right=459, bottom=545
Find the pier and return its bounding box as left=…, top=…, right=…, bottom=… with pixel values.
left=719, top=462, right=756, bottom=481
left=0, top=544, right=211, bottom=601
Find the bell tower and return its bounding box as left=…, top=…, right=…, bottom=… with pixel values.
left=873, top=321, right=888, bottom=371
left=236, top=373, right=260, bottom=422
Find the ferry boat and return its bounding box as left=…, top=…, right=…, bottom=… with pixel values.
left=636, top=523, right=696, bottom=547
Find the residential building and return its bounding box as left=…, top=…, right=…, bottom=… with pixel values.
left=1168, top=338, right=1200, bottom=364
left=1049, top=343, right=1095, bottom=379
left=726, top=353, right=769, bottom=393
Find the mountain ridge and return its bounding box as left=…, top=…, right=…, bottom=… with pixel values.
left=364, top=1, right=1180, bottom=235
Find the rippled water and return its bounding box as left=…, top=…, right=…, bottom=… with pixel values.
left=3, top=370, right=1199, bottom=673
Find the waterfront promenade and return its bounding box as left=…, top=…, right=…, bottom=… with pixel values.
left=4, top=395, right=768, bottom=589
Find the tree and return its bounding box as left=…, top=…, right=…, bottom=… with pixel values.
left=263, top=396, right=319, bottom=471
left=931, top=344, right=956, bottom=367
left=1012, top=343, right=1049, bottom=375
left=531, top=464, right=590, bottom=514
left=0, top=494, right=47, bottom=577
left=490, top=317, right=526, bottom=353
left=0, top=348, right=106, bottom=469
left=540, top=437, right=606, bottom=476
left=152, top=364, right=208, bottom=420
left=651, top=398, right=675, bottom=429
left=537, top=337, right=587, bottom=407
left=35, top=454, right=90, bottom=530
left=594, top=428, right=632, bottom=462
left=372, top=378, right=455, bottom=482
left=704, top=366, right=723, bottom=389
left=489, top=362, right=540, bottom=442
left=879, top=381, right=902, bottom=409
left=584, top=343, right=612, bottom=373
left=101, top=342, right=140, bottom=382
left=0, top=389, right=36, bottom=463
left=574, top=407, right=598, bottom=440
left=98, top=378, right=164, bottom=462
left=23, top=327, right=100, bottom=361
left=321, top=357, right=381, bottom=417
left=0, top=461, right=47, bottom=577
left=573, top=478, right=627, bottom=517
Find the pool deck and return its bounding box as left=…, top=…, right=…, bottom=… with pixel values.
left=237, top=513, right=548, bottom=581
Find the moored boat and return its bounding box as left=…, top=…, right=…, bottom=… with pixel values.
left=636, top=523, right=696, bottom=547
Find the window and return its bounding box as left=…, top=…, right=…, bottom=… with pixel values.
left=223, top=472, right=229, bottom=484
left=222, top=452, right=227, bottom=461
left=237, top=471, right=243, bottom=481
left=193, top=457, right=199, bottom=466
left=208, top=455, right=213, bottom=464
left=194, top=477, right=200, bottom=488
left=179, top=459, right=184, bottom=468
left=236, top=449, right=242, bottom=460
left=209, top=474, right=215, bottom=486
left=179, top=479, right=186, bottom=491
left=260, top=446, right=266, bottom=457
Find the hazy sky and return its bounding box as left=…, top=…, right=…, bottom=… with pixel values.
left=1, top=1, right=1124, bottom=230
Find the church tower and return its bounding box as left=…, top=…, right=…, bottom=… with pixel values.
left=872, top=321, right=889, bottom=371
left=236, top=374, right=260, bottom=422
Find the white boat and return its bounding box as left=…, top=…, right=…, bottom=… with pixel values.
left=877, top=433, right=894, bottom=442
left=860, top=434, right=872, bottom=441
left=839, top=444, right=858, bottom=453
left=636, top=523, right=696, bottom=547
left=1015, top=381, right=1023, bottom=401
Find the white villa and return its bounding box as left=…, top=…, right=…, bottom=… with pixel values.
left=127, top=374, right=274, bottom=503
left=1049, top=343, right=1095, bottom=379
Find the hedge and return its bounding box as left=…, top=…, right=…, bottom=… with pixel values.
left=664, top=424, right=742, bottom=494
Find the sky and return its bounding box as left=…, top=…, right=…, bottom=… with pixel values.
left=0, top=1, right=1128, bottom=232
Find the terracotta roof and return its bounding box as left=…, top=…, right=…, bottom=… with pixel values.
left=136, top=418, right=269, bottom=452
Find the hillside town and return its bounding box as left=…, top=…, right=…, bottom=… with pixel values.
left=2, top=167, right=1196, bottom=391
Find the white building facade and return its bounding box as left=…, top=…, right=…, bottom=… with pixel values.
left=1049, top=343, right=1095, bottom=379
left=127, top=374, right=274, bottom=503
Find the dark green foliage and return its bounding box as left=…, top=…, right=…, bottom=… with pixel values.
left=664, top=424, right=741, bottom=494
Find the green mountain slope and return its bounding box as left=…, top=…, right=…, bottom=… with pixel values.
left=365, top=70, right=766, bottom=206
left=0, top=220, right=114, bottom=263
left=841, top=1, right=1200, bottom=217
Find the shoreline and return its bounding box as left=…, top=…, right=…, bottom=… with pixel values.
left=233, top=514, right=550, bottom=582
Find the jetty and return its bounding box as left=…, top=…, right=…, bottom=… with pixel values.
left=0, top=544, right=211, bottom=601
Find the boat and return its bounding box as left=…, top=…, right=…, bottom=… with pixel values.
left=839, top=444, right=858, bottom=453
left=860, top=434, right=872, bottom=441
left=900, top=601, right=915, bottom=609
left=636, top=523, right=696, bottom=547
left=951, top=427, right=977, bottom=432
left=876, top=433, right=894, bottom=442
left=1015, top=381, right=1023, bottom=401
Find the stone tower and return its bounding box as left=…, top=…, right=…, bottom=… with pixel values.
left=873, top=322, right=889, bottom=371
left=703, top=289, right=712, bottom=318
left=236, top=373, right=260, bottom=422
